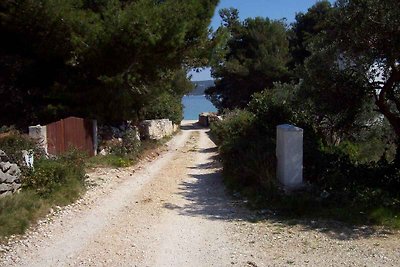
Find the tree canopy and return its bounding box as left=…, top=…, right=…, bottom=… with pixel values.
left=206, top=8, right=289, bottom=110
left=288, top=0, right=332, bottom=69
left=299, top=0, right=400, bottom=141
left=0, top=0, right=218, bottom=127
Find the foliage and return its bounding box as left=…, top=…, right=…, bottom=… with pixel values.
left=210, top=109, right=255, bottom=146
left=288, top=1, right=333, bottom=69
left=210, top=110, right=277, bottom=192
left=211, top=81, right=400, bottom=227
left=0, top=150, right=86, bottom=238
left=23, top=150, right=86, bottom=197
left=86, top=154, right=132, bottom=168
left=0, top=0, right=218, bottom=128
left=108, top=128, right=141, bottom=157
left=204, top=0, right=400, bottom=228
left=0, top=131, right=44, bottom=167
left=206, top=9, right=290, bottom=110
left=300, top=0, right=400, bottom=144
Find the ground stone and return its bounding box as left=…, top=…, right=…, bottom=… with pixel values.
left=7, top=164, right=21, bottom=177
left=0, top=183, right=13, bottom=192
left=0, top=162, right=12, bottom=172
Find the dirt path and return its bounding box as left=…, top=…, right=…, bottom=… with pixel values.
left=1, top=121, right=399, bottom=266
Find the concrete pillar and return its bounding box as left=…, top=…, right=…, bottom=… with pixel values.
left=276, top=124, right=303, bottom=190
left=92, top=120, right=98, bottom=156
left=29, top=125, right=47, bottom=154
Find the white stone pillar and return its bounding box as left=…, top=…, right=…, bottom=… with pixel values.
left=276, top=124, right=303, bottom=190
left=29, top=125, right=48, bottom=154
left=92, top=120, right=98, bottom=156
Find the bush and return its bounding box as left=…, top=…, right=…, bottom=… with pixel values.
left=23, top=150, right=85, bottom=197
left=210, top=109, right=255, bottom=146
left=210, top=83, right=400, bottom=227
left=0, top=149, right=87, bottom=238
left=210, top=110, right=277, bottom=193
left=109, top=128, right=141, bottom=157
left=0, top=131, right=43, bottom=166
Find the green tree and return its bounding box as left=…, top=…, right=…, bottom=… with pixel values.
left=0, top=0, right=218, bottom=128
left=288, top=0, right=332, bottom=69
left=299, top=0, right=400, bottom=147
left=206, top=9, right=290, bottom=110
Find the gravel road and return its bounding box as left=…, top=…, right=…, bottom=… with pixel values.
left=1, top=121, right=399, bottom=266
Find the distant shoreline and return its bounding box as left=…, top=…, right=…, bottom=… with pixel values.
left=189, top=80, right=214, bottom=95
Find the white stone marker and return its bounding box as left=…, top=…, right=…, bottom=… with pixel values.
left=276, top=124, right=303, bottom=190
left=29, top=125, right=48, bottom=154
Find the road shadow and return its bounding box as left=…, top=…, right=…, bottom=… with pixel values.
left=163, top=143, right=396, bottom=241
left=180, top=122, right=207, bottom=131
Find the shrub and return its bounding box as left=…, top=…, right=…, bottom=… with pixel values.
left=0, top=131, right=43, bottom=165
left=210, top=110, right=277, bottom=193
left=211, top=84, right=400, bottom=227
left=23, top=150, right=85, bottom=197
left=109, top=128, right=141, bottom=157
left=210, top=109, right=255, bottom=146
left=0, top=149, right=87, bottom=238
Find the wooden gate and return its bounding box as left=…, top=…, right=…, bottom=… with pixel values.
left=46, top=117, right=95, bottom=156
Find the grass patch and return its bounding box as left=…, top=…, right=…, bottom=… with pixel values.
left=0, top=151, right=86, bottom=241
left=86, top=154, right=133, bottom=168
left=0, top=179, right=84, bottom=239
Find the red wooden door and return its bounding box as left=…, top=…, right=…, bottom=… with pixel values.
left=46, top=117, right=94, bottom=156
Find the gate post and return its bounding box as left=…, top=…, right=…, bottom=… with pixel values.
left=93, top=120, right=98, bottom=156
left=29, top=125, right=48, bottom=154
left=276, top=124, right=303, bottom=190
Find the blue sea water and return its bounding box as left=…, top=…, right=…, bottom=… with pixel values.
left=182, top=95, right=217, bottom=120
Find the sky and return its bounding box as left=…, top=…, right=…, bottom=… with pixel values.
left=189, top=0, right=334, bottom=81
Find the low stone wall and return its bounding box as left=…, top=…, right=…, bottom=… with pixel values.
left=0, top=150, right=22, bottom=197
left=198, top=112, right=221, bottom=127
left=139, top=119, right=175, bottom=140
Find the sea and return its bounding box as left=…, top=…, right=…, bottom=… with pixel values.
left=182, top=95, right=217, bottom=120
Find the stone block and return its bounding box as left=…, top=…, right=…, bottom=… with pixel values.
left=0, top=150, right=8, bottom=162
left=6, top=163, right=21, bottom=177
left=29, top=125, right=48, bottom=153
left=0, top=172, right=14, bottom=183
left=0, top=162, right=12, bottom=173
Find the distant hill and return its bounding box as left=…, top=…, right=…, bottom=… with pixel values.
left=189, top=80, right=215, bottom=95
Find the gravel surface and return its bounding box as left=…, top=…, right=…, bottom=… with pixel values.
left=0, top=121, right=399, bottom=266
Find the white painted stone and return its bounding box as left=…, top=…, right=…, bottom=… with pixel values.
left=92, top=120, right=98, bottom=156
left=276, top=124, right=303, bottom=190
left=29, top=125, right=48, bottom=153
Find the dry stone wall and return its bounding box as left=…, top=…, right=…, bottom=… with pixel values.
left=0, top=150, right=22, bottom=197
left=139, top=119, right=175, bottom=140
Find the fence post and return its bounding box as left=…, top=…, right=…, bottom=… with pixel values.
left=93, top=120, right=98, bottom=156
left=276, top=124, right=303, bottom=190
left=29, top=125, right=48, bottom=154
